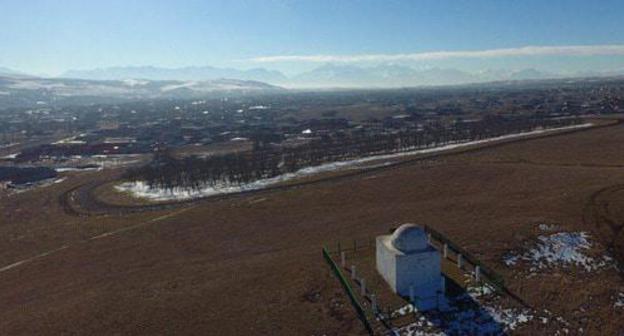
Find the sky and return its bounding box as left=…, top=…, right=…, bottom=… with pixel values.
left=1, top=0, right=624, bottom=76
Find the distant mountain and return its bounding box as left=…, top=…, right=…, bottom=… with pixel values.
left=508, top=68, right=555, bottom=81
left=291, top=64, right=478, bottom=88
left=0, top=67, right=30, bottom=77
left=289, top=64, right=566, bottom=88
left=63, top=66, right=288, bottom=84
left=60, top=64, right=615, bottom=89
left=0, top=76, right=284, bottom=108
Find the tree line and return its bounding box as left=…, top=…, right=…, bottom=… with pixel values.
left=126, top=116, right=582, bottom=192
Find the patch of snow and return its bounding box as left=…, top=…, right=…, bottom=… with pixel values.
left=484, top=307, right=533, bottom=332
left=346, top=161, right=393, bottom=170
left=1, top=153, right=20, bottom=159
left=0, top=143, right=18, bottom=149
left=615, top=293, right=624, bottom=308
left=467, top=283, right=496, bottom=299
left=53, top=177, right=66, bottom=184
left=53, top=136, right=86, bottom=145
left=5, top=177, right=66, bottom=195
left=302, top=129, right=313, bottom=134
left=393, top=282, right=571, bottom=335
left=504, top=232, right=614, bottom=272
left=55, top=166, right=101, bottom=173
left=538, top=223, right=559, bottom=232
left=230, top=137, right=248, bottom=141
left=160, top=81, right=197, bottom=92
left=122, top=79, right=148, bottom=87
left=119, top=123, right=593, bottom=201
left=249, top=105, right=269, bottom=110
left=392, top=304, right=416, bottom=318
left=503, top=254, right=519, bottom=267
left=395, top=300, right=533, bottom=335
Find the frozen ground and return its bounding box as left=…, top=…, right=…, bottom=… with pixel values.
left=388, top=282, right=573, bottom=336
left=54, top=154, right=144, bottom=172
left=615, top=293, right=624, bottom=308
left=503, top=230, right=614, bottom=272
left=55, top=166, right=102, bottom=173
left=394, top=303, right=533, bottom=336
left=0, top=142, right=18, bottom=149
left=53, top=134, right=87, bottom=145
left=3, top=177, right=66, bottom=196
left=1, top=152, right=20, bottom=159
left=538, top=223, right=559, bottom=232
left=117, top=124, right=593, bottom=201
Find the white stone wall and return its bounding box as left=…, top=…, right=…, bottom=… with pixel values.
left=396, top=249, right=441, bottom=310
left=376, top=236, right=398, bottom=291
left=376, top=234, right=443, bottom=311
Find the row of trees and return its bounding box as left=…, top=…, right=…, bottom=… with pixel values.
left=126, top=116, right=583, bottom=192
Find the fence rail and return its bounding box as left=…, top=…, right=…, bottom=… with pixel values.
left=422, top=225, right=506, bottom=290
left=322, top=246, right=375, bottom=335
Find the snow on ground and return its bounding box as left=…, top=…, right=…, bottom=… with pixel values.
left=391, top=282, right=573, bottom=336
left=615, top=293, right=624, bottom=308
left=392, top=285, right=533, bottom=335
left=3, top=177, right=66, bottom=195
left=55, top=166, right=101, bottom=173
left=1, top=152, right=20, bottom=159
left=0, top=142, right=18, bottom=149
left=121, top=79, right=149, bottom=87
left=249, top=105, right=269, bottom=110
left=503, top=231, right=614, bottom=272
left=117, top=123, right=593, bottom=201
left=396, top=304, right=534, bottom=335
left=47, top=154, right=143, bottom=173
left=53, top=135, right=87, bottom=145
left=538, top=223, right=559, bottom=232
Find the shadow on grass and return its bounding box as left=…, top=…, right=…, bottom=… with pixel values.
left=393, top=276, right=508, bottom=336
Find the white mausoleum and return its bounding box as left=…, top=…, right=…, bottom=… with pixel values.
left=376, top=223, right=444, bottom=311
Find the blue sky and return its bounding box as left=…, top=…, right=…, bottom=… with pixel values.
left=2, top=0, right=624, bottom=76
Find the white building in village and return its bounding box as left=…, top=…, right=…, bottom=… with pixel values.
left=376, top=223, right=445, bottom=311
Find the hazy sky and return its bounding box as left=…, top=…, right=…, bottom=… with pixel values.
left=2, top=0, right=624, bottom=76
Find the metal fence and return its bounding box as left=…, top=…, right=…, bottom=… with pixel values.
left=322, top=246, right=375, bottom=335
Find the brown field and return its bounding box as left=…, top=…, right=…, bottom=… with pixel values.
left=1, top=119, right=624, bottom=335
left=172, top=141, right=253, bottom=159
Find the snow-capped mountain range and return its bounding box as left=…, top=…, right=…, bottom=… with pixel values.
left=1, top=64, right=623, bottom=108
left=0, top=75, right=283, bottom=108
left=52, top=64, right=624, bottom=88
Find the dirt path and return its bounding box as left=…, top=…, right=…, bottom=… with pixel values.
left=0, top=207, right=194, bottom=274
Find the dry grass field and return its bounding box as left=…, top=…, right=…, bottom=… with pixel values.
left=1, top=119, right=624, bottom=335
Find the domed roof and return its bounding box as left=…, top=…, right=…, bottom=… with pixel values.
left=390, top=224, right=429, bottom=253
